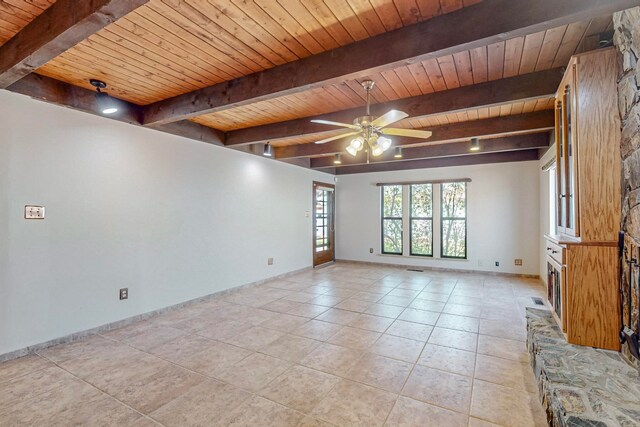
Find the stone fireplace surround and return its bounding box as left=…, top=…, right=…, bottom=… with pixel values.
left=616, top=6, right=640, bottom=368
left=526, top=309, right=640, bottom=426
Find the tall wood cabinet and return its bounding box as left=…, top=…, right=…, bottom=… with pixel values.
left=545, top=48, right=621, bottom=351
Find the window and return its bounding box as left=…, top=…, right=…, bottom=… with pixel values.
left=410, top=184, right=433, bottom=256
left=381, top=185, right=403, bottom=254
left=315, top=188, right=330, bottom=252
left=380, top=181, right=467, bottom=259
left=441, top=182, right=467, bottom=258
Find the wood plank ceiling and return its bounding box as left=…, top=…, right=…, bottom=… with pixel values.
left=0, top=0, right=625, bottom=173
left=35, top=0, right=477, bottom=105
left=191, top=17, right=608, bottom=134
left=0, top=0, right=56, bottom=45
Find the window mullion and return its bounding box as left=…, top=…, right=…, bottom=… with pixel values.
left=402, top=185, right=410, bottom=256
left=433, top=184, right=442, bottom=258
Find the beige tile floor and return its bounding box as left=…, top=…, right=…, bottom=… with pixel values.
left=0, top=263, right=548, bottom=427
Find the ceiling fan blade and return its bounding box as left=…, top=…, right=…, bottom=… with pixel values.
left=381, top=128, right=433, bottom=139
left=311, top=119, right=360, bottom=130
left=314, top=131, right=360, bottom=144
left=371, top=110, right=409, bottom=128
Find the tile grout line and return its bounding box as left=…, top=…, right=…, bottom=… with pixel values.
left=381, top=276, right=461, bottom=425
left=35, top=351, right=168, bottom=427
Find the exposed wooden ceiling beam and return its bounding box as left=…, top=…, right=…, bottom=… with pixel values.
left=311, top=133, right=549, bottom=168
left=148, top=121, right=226, bottom=147
left=227, top=69, right=561, bottom=147
left=275, top=111, right=554, bottom=159
left=8, top=73, right=143, bottom=124
left=0, top=0, right=150, bottom=88
left=331, top=150, right=540, bottom=175
left=141, top=0, right=637, bottom=126
left=6, top=74, right=224, bottom=146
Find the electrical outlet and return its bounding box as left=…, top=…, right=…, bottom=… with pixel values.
left=514, top=259, right=523, bottom=266
left=495, top=261, right=500, bottom=267
left=119, top=288, right=128, bottom=300
left=267, top=257, right=274, bottom=266
left=25, top=205, right=45, bottom=219
left=369, top=248, right=374, bottom=253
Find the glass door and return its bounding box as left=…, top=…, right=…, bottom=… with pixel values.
left=313, top=182, right=335, bottom=267
left=564, top=63, right=580, bottom=237
left=547, top=255, right=567, bottom=333
left=555, top=99, right=567, bottom=233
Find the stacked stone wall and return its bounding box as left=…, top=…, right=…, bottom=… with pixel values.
left=614, top=7, right=640, bottom=368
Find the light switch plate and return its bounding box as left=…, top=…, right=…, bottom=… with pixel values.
left=25, top=205, right=45, bottom=219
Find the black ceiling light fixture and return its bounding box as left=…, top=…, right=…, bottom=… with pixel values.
left=263, top=142, right=273, bottom=157
left=333, top=154, right=342, bottom=164
left=90, top=79, right=118, bottom=115
left=394, top=147, right=403, bottom=158
left=470, top=137, right=480, bottom=152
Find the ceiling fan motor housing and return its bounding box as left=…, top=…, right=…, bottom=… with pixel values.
left=353, top=115, right=374, bottom=127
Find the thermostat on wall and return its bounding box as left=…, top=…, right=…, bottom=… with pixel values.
left=25, top=205, right=45, bottom=219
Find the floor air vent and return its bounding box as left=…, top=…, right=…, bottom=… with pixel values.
left=532, top=297, right=544, bottom=306
left=407, top=268, right=424, bottom=272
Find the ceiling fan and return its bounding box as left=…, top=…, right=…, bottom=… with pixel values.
left=311, top=80, right=432, bottom=157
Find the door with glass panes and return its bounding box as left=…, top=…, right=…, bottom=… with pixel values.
left=313, top=182, right=335, bottom=266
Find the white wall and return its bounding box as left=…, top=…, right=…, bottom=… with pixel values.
left=335, top=161, right=540, bottom=275
left=0, top=90, right=332, bottom=356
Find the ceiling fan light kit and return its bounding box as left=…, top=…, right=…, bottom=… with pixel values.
left=311, top=80, right=432, bottom=160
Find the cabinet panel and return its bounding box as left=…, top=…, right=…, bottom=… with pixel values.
left=574, top=49, right=621, bottom=242
left=566, top=245, right=620, bottom=351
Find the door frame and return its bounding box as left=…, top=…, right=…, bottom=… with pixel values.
left=313, top=181, right=335, bottom=267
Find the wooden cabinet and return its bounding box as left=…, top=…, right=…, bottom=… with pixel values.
left=545, top=48, right=622, bottom=351
left=545, top=237, right=620, bottom=350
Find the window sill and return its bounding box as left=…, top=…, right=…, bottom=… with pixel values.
left=377, top=254, right=468, bottom=262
